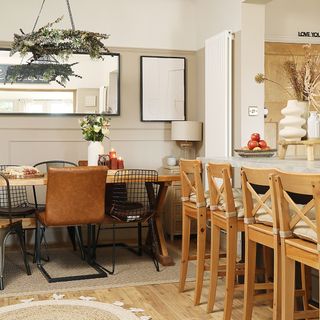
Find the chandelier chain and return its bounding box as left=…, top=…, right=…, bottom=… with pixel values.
left=32, top=0, right=76, bottom=32
left=66, top=0, right=76, bottom=31
left=32, top=0, right=46, bottom=32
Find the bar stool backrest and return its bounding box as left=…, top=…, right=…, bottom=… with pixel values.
left=207, top=162, right=236, bottom=216
left=179, top=160, right=205, bottom=207
left=274, top=171, right=320, bottom=247
left=241, top=167, right=279, bottom=230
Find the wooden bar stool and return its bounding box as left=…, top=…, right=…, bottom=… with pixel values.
left=241, top=167, right=280, bottom=320
left=274, top=171, right=320, bottom=320
left=206, top=162, right=245, bottom=319
left=178, top=159, right=210, bottom=305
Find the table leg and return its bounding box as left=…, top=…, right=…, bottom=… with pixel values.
left=153, top=183, right=175, bottom=266
left=307, top=145, right=315, bottom=161
left=278, top=145, right=287, bottom=159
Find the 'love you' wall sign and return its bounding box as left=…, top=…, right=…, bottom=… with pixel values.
left=298, top=31, right=320, bottom=38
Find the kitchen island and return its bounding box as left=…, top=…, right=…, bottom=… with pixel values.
left=198, top=156, right=320, bottom=173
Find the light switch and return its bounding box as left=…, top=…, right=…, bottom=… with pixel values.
left=248, top=106, right=258, bottom=116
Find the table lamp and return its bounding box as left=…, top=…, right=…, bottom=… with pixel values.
left=171, top=121, right=202, bottom=159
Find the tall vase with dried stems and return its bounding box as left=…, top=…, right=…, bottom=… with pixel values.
left=279, top=100, right=307, bottom=141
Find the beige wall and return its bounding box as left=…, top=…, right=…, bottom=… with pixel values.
left=0, top=46, right=197, bottom=171
left=0, top=45, right=197, bottom=244
left=0, top=0, right=198, bottom=50
left=265, top=0, right=320, bottom=44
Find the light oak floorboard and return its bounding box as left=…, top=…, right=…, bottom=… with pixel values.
left=0, top=240, right=273, bottom=319
left=0, top=280, right=273, bottom=319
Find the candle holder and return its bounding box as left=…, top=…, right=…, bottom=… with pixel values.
left=110, top=156, right=118, bottom=169
left=117, top=157, right=124, bottom=169
left=109, top=148, right=117, bottom=159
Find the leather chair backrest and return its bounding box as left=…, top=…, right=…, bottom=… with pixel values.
left=43, top=167, right=107, bottom=226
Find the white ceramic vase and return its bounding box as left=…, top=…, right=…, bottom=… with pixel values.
left=88, top=141, right=104, bottom=166
left=279, top=100, right=307, bottom=141
left=307, top=111, right=320, bottom=139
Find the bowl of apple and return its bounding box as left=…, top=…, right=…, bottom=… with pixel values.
left=234, top=133, right=277, bottom=157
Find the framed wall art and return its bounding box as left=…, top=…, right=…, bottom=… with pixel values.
left=140, top=56, right=186, bottom=122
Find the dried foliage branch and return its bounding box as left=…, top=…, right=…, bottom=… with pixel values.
left=10, top=17, right=110, bottom=62
left=254, top=73, right=293, bottom=98
left=7, top=17, right=110, bottom=87
left=255, top=44, right=320, bottom=112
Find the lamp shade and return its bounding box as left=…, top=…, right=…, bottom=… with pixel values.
left=171, top=121, right=202, bottom=141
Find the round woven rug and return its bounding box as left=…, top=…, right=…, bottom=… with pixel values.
left=0, top=300, right=141, bottom=320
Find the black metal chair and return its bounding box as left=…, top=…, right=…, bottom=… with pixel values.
left=0, top=164, right=38, bottom=262
left=0, top=165, right=36, bottom=218
left=0, top=173, right=31, bottom=289
left=96, top=169, right=160, bottom=272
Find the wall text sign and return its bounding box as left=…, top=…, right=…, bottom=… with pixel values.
left=298, top=31, right=320, bottom=38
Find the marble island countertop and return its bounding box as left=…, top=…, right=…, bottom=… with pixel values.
left=198, top=156, right=320, bottom=173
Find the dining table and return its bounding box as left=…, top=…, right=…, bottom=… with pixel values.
left=0, top=168, right=180, bottom=267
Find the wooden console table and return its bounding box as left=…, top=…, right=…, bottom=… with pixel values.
left=278, top=139, right=320, bottom=161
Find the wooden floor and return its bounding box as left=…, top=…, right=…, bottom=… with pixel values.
left=0, top=239, right=273, bottom=319
left=0, top=281, right=273, bottom=319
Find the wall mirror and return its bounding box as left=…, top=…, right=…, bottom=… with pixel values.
left=0, top=49, right=120, bottom=115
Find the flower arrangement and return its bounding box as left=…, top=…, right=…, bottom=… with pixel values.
left=255, top=44, right=320, bottom=111
left=80, top=115, right=111, bottom=142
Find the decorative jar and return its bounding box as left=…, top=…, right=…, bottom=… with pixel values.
left=307, top=111, right=320, bottom=139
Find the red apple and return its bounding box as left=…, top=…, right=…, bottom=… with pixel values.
left=251, top=133, right=260, bottom=142
left=258, top=140, right=268, bottom=149
left=247, top=140, right=259, bottom=150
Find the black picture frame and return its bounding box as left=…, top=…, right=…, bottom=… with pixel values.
left=140, top=56, right=186, bottom=122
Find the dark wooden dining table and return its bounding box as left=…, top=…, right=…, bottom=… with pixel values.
left=0, top=169, right=180, bottom=266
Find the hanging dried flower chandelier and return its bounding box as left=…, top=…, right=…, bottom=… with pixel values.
left=5, top=0, right=110, bottom=86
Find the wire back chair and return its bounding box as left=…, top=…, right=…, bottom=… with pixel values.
left=0, top=165, right=35, bottom=216
left=110, top=169, right=158, bottom=222
left=98, top=169, right=160, bottom=272
left=0, top=173, right=31, bottom=289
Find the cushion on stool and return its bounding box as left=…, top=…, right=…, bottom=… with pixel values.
left=190, top=188, right=244, bottom=217
left=292, top=219, right=317, bottom=243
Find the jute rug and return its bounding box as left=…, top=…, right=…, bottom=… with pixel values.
left=1, top=244, right=197, bottom=297
left=0, top=298, right=150, bottom=320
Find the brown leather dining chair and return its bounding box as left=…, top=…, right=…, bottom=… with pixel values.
left=35, top=166, right=109, bottom=282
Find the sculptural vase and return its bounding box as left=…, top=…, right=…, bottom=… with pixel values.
left=88, top=141, right=104, bottom=166
left=279, top=100, right=307, bottom=141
